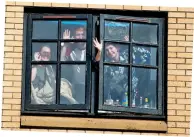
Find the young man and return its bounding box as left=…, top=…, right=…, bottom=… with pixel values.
left=62, top=27, right=87, bottom=104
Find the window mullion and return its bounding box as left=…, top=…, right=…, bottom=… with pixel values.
left=129, top=22, right=133, bottom=109
left=56, top=19, right=61, bottom=105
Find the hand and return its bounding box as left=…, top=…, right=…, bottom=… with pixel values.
left=124, top=35, right=129, bottom=41
left=34, top=52, right=41, bottom=61
left=93, top=38, right=102, bottom=52
left=63, top=29, right=71, bottom=39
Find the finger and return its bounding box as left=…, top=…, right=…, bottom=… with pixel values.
left=93, top=38, right=97, bottom=45
left=93, top=38, right=97, bottom=42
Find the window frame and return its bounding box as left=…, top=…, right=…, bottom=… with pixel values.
left=98, top=14, right=164, bottom=116
left=21, top=7, right=168, bottom=121
left=22, top=13, right=93, bottom=112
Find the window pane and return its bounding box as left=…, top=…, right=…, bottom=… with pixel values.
left=131, top=67, right=157, bottom=109
left=61, top=21, right=87, bottom=39
left=104, top=42, right=129, bottom=63
left=32, top=43, right=57, bottom=61
left=103, top=65, right=128, bottom=107
left=60, top=42, right=86, bottom=61
left=105, top=21, right=130, bottom=41
left=61, top=65, right=86, bottom=104
left=132, top=23, right=158, bottom=44
left=32, top=21, right=58, bottom=39
left=132, top=45, right=157, bottom=66
left=31, top=65, right=56, bottom=104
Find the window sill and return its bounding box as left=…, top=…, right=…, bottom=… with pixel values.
left=21, top=116, right=167, bottom=132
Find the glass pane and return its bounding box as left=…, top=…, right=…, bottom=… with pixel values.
left=105, top=21, right=130, bottom=41
left=31, top=65, right=56, bottom=104
left=32, top=43, right=57, bottom=61
left=103, top=65, right=128, bottom=107
left=104, top=42, right=129, bottom=63
left=60, top=42, right=86, bottom=61
left=32, top=21, right=58, bottom=39
left=131, top=67, right=157, bottom=109
left=132, top=23, right=158, bottom=44
left=60, top=65, right=86, bottom=104
left=132, top=45, right=157, bottom=66
left=61, top=21, right=87, bottom=39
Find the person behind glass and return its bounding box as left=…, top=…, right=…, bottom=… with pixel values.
left=93, top=36, right=129, bottom=106
left=31, top=45, right=77, bottom=104
left=62, top=26, right=86, bottom=104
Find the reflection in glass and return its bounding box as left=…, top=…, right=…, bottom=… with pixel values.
left=103, top=65, right=128, bottom=107
left=60, top=42, right=86, bottom=61
left=31, top=65, right=56, bottom=104
left=60, top=65, right=85, bottom=104
left=32, top=21, right=58, bottom=39
left=104, top=42, right=129, bottom=63
left=32, top=43, right=57, bottom=61
left=132, top=23, right=158, bottom=44
left=131, top=67, right=157, bottom=109
left=132, top=45, right=157, bottom=66
left=61, top=21, right=87, bottom=39
left=105, top=21, right=130, bottom=41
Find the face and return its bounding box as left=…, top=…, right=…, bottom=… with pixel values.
left=105, top=44, right=119, bottom=59
left=40, top=46, right=51, bottom=61
left=75, top=28, right=85, bottom=39
left=75, top=28, right=86, bottom=50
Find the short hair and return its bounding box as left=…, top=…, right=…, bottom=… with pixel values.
left=105, top=43, right=117, bottom=48
left=40, top=45, right=51, bottom=52
left=74, top=26, right=86, bottom=34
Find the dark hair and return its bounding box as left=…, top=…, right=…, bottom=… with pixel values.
left=105, top=42, right=118, bottom=49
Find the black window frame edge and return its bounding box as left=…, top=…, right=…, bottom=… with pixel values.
left=21, top=6, right=168, bottom=121
left=98, top=14, right=164, bottom=115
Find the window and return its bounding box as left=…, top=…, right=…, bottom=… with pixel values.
left=22, top=7, right=167, bottom=122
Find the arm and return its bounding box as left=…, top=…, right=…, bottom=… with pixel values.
left=61, top=29, right=73, bottom=61
left=95, top=50, right=101, bottom=61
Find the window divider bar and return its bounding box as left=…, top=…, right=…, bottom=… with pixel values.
left=129, top=22, right=132, bottom=108
left=31, top=39, right=87, bottom=43
left=103, top=62, right=158, bottom=69
left=31, top=39, right=58, bottom=42
left=56, top=19, right=61, bottom=105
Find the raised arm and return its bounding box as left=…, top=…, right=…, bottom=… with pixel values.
left=93, top=38, right=102, bottom=61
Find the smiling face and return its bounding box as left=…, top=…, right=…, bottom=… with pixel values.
left=75, top=27, right=86, bottom=50
left=105, top=44, right=119, bottom=60
left=75, top=27, right=85, bottom=39
left=40, top=46, right=51, bottom=61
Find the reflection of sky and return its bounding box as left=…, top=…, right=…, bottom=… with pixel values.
left=61, top=21, right=87, bottom=26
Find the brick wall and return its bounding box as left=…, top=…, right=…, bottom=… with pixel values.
left=2, top=1, right=194, bottom=136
